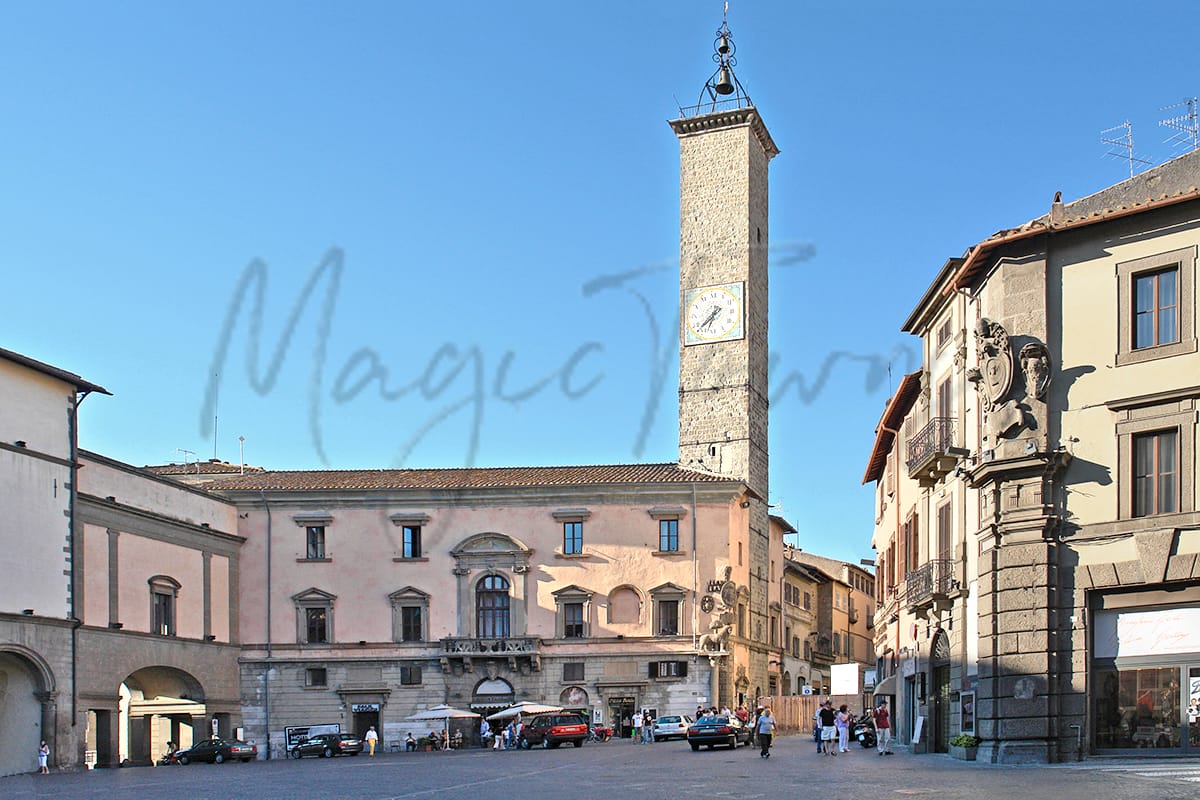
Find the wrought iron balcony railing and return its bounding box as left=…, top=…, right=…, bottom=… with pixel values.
left=904, top=559, right=956, bottom=608
left=906, top=416, right=955, bottom=473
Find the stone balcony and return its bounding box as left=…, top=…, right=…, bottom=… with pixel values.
left=439, top=636, right=541, bottom=673
left=906, top=416, right=968, bottom=487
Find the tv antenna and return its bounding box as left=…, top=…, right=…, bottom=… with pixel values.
left=174, top=448, right=199, bottom=474
left=1159, top=97, right=1199, bottom=154
left=1100, top=120, right=1153, bottom=178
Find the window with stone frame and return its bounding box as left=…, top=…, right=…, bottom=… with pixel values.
left=305, top=667, right=327, bottom=687
left=563, top=662, right=585, bottom=682
left=1111, top=392, right=1197, bottom=520
left=552, top=585, right=592, bottom=639
left=293, top=588, right=336, bottom=644
left=294, top=514, right=333, bottom=561
left=1116, top=246, right=1197, bottom=365
left=389, top=513, right=431, bottom=561
left=650, top=583, right=686, bottom=636
left=149, top=575, right=180, bottom=636
left=389, top=587, right=430, bottom=643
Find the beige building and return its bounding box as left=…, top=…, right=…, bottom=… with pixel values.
left=865, top=150, right=1200, bottom=762
left=0, top=348, right=244, bottom=775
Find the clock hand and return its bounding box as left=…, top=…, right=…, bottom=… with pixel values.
left=699, top=306, right=721, bottom=330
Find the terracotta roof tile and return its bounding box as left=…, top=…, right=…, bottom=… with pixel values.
left=200, top=463, right=738, bottom=492
left=145, top=461, right=265, bottom=476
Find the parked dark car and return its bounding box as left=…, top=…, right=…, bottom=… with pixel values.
left=291, top=733, right=364, bottom=758
left=519, top=713, right=589, bottom=749
left=686, top=715, right=752, bottom=750
left=176, top=738, right=258, bottom=764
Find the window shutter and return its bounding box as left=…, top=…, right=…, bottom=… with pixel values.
left=648, top=662, right=659, bottom=678
left=678, top=661, right=688, bottom=678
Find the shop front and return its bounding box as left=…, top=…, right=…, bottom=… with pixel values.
left=1090, top=586, right=1200, bottom=754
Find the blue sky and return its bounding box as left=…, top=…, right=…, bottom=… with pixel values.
left=2, top=1, right=1195, bottom=565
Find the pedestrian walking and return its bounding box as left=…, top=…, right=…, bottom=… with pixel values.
left=38, top=740, right=50, bottom=774
left=818, top=701, right=838, bottom=755
left=756, top=707, right=776, bottom=758
left=873, top=698, right=893, bottom=755
left=480, top=718, right=491, bottom=747
left=813, top=702, right=823, bottom=753
left=365, top=725, right=378, bottom=756
left=836, top=704, right=851, bottom=753
left=642, top=711, right=654, bottom=744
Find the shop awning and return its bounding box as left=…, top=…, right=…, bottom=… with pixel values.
left=873, top=675, right=896, bottom=697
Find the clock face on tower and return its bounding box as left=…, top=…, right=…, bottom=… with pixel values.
left=684, top=282, right=745, bottom=345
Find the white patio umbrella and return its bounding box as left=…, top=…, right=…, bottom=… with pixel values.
left=485, top=701, right=563, bottom=722
left=407, top=704, right=480, bottom=749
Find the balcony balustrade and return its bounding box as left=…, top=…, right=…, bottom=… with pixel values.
left=906, top=416, right=966, bottom=486
left=439, top=636, right=541, bottom=673
left=904, top=559, right=957, bottom=613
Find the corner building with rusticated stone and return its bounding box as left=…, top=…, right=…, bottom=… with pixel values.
left=865, top=149, right=1200, bottom=763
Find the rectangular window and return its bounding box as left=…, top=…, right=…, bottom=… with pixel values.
left=937, top=502, right=952, bottom=561
left=658, top=600, right=679, bottom=635
left=306, top=607, right=328, bottom=643
left=563, top=662, right=585, bottom=682
left=152, top=591, right=175, bottom=636
left=305, top=667, right=327, bottom=687
left=937, top=374, right=952, bottom=419
left=563, top=521, right=583, bottom=555
left=659, top=519, right=679, bottom=552
left=400, top=665, right=422, bottom=686
left=401, top=606, right=423, bottom=642
left=563, top=602, right=584, bottom=638
left=1134, top=430, right=1179, bottom=517
left=650, top=661, right=687, bottom=678
left=1116, top=247, right=1197, bottom=366
left=833, top=632, right=841, bottom=654
left=402, top=525, right=422, bottom=559
left=1134, top=268, right=1179, bottom=349
left=803, top=592, right=811, bottom=611
left=936, top=317, right=952, bottom=351
left=306, top=526, right=326, bottom=559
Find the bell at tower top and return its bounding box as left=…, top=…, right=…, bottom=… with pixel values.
left=669, top=8, right=778, bottom=158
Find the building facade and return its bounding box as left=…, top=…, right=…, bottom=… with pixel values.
left=865, top=150, right=1200, bottom=762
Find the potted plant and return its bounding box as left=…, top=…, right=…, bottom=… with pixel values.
left=416, top=737, right=434, bottom=752
left=948, top=733, right=980, bottom=761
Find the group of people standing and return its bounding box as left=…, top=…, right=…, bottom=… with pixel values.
left=812, top=698, right=893, bottom=756
left=630, top=710, right=656, bottom=744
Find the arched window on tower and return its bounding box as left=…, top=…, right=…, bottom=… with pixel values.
left=476, top=574, right=511, bottom=638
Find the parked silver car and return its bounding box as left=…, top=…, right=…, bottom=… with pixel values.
left=653, top=714, right=692, bottom=741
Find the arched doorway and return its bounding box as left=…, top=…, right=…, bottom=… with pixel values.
left=119, top=667, right=206, bottom=766
left=0, top=647, right=54, bottom=777
left=930, top=629, right=951, bottom=753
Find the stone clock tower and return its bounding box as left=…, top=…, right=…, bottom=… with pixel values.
left=670, top=16, right=778, bottom=706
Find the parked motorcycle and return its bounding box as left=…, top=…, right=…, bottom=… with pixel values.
left=853, top=718, right=877, bottom=749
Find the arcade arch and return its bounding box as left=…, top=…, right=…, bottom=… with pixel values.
left=0, top=646, right=55, bottom=777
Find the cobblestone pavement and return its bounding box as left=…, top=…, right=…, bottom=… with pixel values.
left=3, top=737, right=1199, bottom=800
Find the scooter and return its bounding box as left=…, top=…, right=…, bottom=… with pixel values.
left=853, top=718, right=877, bottom=749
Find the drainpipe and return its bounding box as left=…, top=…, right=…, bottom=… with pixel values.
left=691, top=483, right=698, bottom=654
left=260, top=490, right=272, bottom=759
left=68, top=389, right=94, bottom=727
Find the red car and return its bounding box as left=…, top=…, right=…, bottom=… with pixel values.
left=519, top=714, right=589, bottom=749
